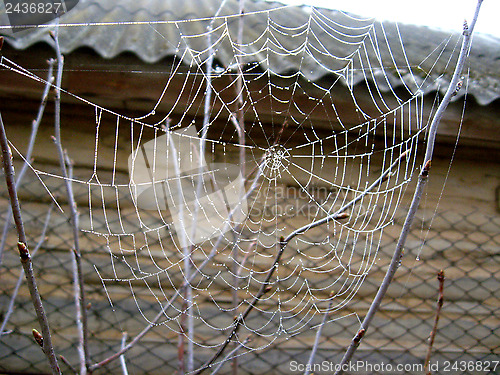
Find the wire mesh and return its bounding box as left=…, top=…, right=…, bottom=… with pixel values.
left=0, top=170, right=499, bottom=375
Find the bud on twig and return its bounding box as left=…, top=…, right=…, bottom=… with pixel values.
left=32, top=329, right=44, bottom=348
left=335, top=212, right=350, bottom=221
left=17, top=242, right=30, bottom=261
left=437, top=270, right=445, bottom=283
left=421, top=160, right=432, bottom=177
left=381, top=171, right=393, bottom=182
left=452, top=80, right=463, bottom=97
left=353, top=328, right=366, bottom=343
left=400, top=149, right=410, bottom=160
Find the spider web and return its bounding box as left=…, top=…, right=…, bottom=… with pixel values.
left=1, top=0, right=457, bottom=368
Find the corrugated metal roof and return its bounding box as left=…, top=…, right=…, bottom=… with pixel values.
left=1, top=0, right=499, bottom=105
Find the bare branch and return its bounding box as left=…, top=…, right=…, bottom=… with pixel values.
left=52, top=23, right=90, bottom=374
left=334, top=3, right=483, bottom=373
left=60, top=355, right=78, bottom=375
left=234, top=0, right=246, bottom=180
left=0, top=60, right=54, bottom=266
left=0, top=204, right=53, bottom=336
left=304, top=294, right=335, bottom=375
left=0, top=114, right=61, bottom=374
left=210, top=336, right=251, bottom=375
left=231, top=2, right=246, bottom=373
left=424, top=270, right=445, bottom=374
left=120, top=332, right=130, bottom=375
left=177, top=316, right=186, bottom=375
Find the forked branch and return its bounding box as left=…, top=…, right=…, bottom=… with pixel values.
left=334, top=2, right=483, bottom=373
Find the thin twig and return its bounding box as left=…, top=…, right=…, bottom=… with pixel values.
left=162, top=119, right=194, bottom=373
left=334, top=3, right=482, bottom=373
left=119, top=332, right=129, bottom=375
left=234, top=0, right=246, bottom=180
left=60, top=355, right=79, bottom=375
left=177, top=316, right=186, bottom=375
left=0, top=60, right=54, bottom=266
left=210, top=336, right=250, bottom=375
left=178, top=6, right=224, bottom=367
left=0, top=114, right=61, bottom=374
left=424, top=270, right=445, bottom=374
left=195, top=150, right=409, bottom=374
left=0, top=204, right=53, bottom=336
left=304, top=294, right=335, bottom=375
left=231, top=2, right=246, bottom=373
left=52, top=23, right=90, bottom=374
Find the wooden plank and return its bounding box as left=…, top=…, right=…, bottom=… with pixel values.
left=2, top=119, right=498, bottom=215
left=1, top=46, right=499, bottom=149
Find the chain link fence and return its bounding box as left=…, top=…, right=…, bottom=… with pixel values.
left=0, top=168, right=499, bottom=375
